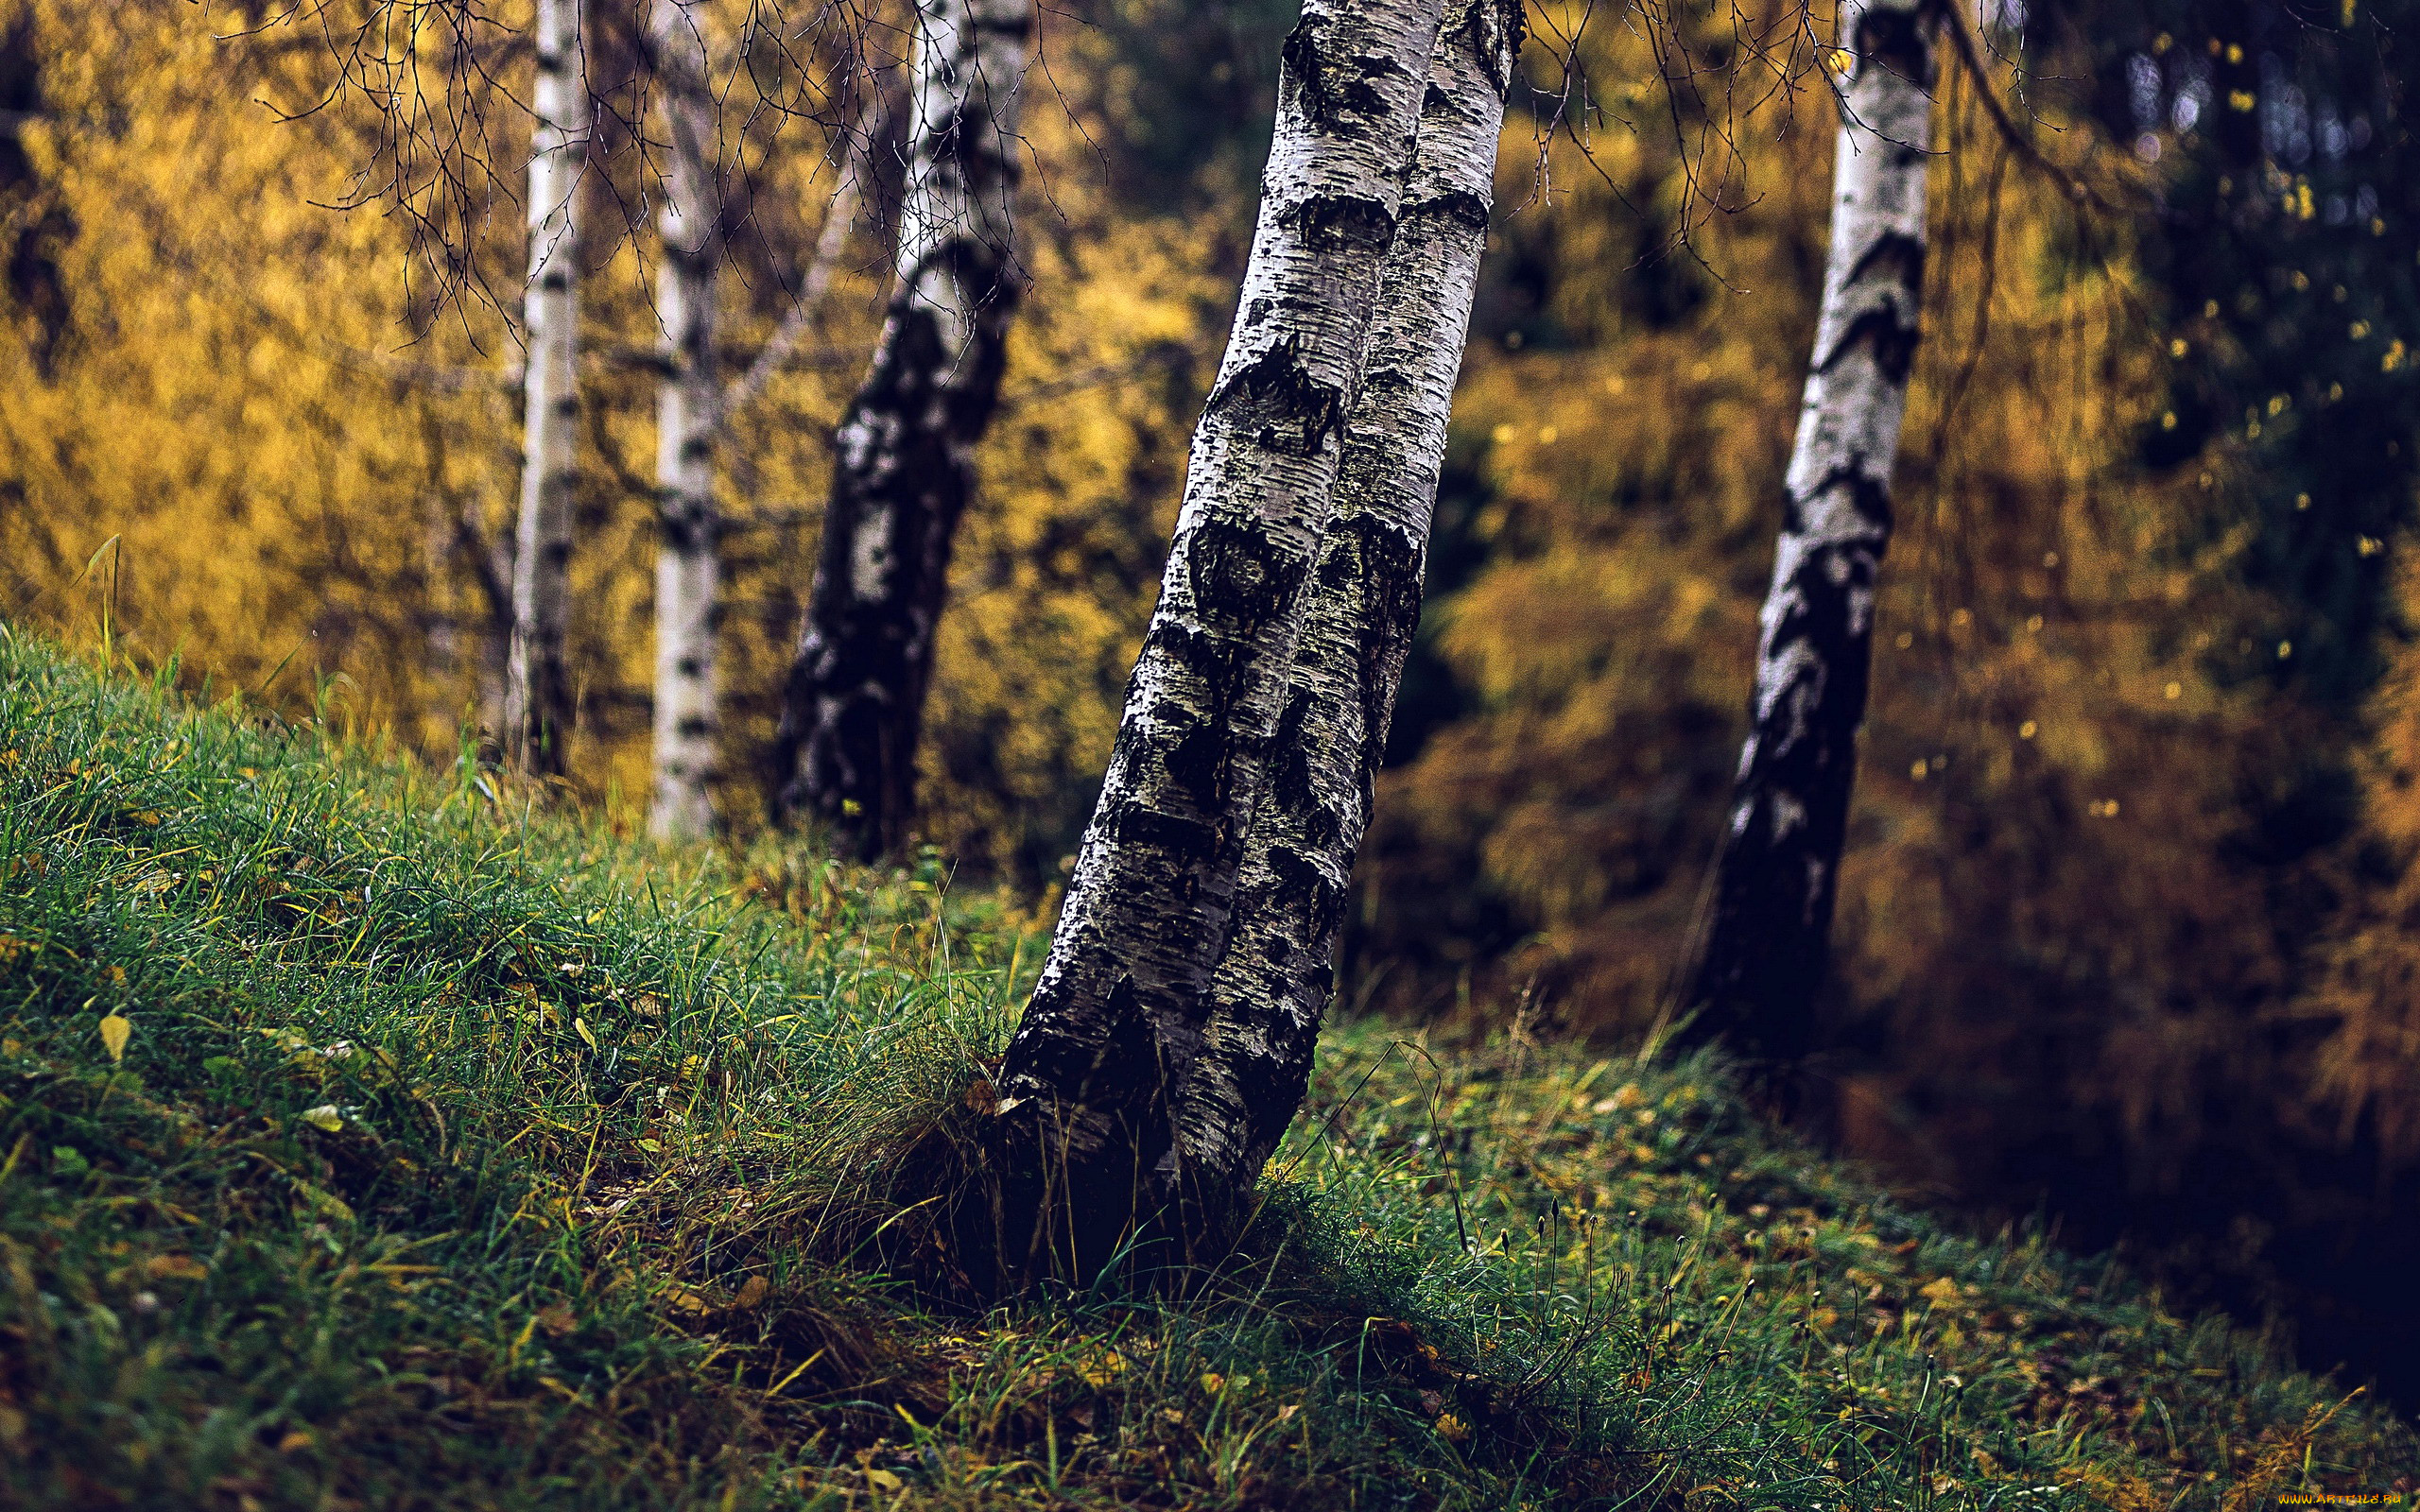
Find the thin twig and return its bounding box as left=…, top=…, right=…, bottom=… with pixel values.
left=1936, top=0, right=2116, bottom=217
left=715, top=90, right=885, bottom=432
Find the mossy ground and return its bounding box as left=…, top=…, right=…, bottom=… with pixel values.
left=1, top=629, right=2412, bottom=1509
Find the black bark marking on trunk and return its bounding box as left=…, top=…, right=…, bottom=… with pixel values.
left=1822, top=305, right=1922, bottom=387
left=1281, top=12, right=1417, bottom=130
left=1101, top=796, right=1219, bottom=856
left=1202, top=342, right=1348, bottom=457
left=1822, top=231, right=1927, bottom=384
left=1410, top=186, right=1491, bottom=233
left=1278, top=193, right=1399, bottom=255
left=1841, top=228, right=1926, bottom=306
left=657, top=505, right=717, bottom=554
left=1185, top=516, right=1315, bottom=638
left=1265, top=844, right=1343, bottom=931
left=1279, top=14, right=1337, bottom=123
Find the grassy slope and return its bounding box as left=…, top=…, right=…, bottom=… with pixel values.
left=0, top=630, right=2411, bottom=1511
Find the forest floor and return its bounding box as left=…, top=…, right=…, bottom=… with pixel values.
left=2, top=627, right=2414, bottom=1510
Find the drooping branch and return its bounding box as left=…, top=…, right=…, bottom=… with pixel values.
left=1937, top=0, right=2116, bottom=216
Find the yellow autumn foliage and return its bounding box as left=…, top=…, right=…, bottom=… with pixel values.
left=0, top=0, right=1226, bottom=878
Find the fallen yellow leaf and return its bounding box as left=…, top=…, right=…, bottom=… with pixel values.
left=661, top=1285, right=716, bottom=1317
left=301, top=1105, right=344, bottom=1133
left=292, top=1179, right=354, bottom=1222
left=98, top=1013, right=130, bottom=1063
left=865, top=1467, right=903, bottom=1491
left=145, top=1254, right=210, bottom=1281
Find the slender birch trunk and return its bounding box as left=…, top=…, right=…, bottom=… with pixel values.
left=1167, top=0, right=1524, bottom=1226
left=647, top=0, right=722, bottom=840
left=984, top=0, right=1446, bottom=1282
left=504, top=0, right=587, bottom=776
left=767, top=0, right=1030, bottom=861
left=1685, top=0, right=1941, bottom=1064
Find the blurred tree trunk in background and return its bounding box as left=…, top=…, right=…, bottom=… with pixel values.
left=768, top=0, right=1031, bottom=860
left=1685, top=0, right=1942, bottom=1067
left=986, top=0, right=1446, bottom=1283
left=1171, top=0, right=1525, bottom=1229
left=647, top=0, right=722, bottom=840
left=506, top=0, right=588, bottom=776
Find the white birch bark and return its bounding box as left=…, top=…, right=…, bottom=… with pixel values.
left=987, top=0, right=1448, bottom=1279
left=1687, top=0, right=1941, bottom=1062
left=647, top=0, right=722, bottom=840
left=768, top=0, right=1030, bottom=860
left=504, top=0, right=588, bottom=776
left=1168, top=0, right=1524, bottom=1218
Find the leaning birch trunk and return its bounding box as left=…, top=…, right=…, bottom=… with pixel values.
left=766, top=0, right=1030, bottom=861
left=984, top=0, right=1446, bottom=1283
left=1685, top=0, right=1941, bottom=1065
left=1167, top=0, right=1524, bottom=1228
left=504, top=0, right=587, bottom=776
left=647, top=0, right=722, bottom=840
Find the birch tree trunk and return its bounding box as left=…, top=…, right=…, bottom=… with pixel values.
left=1165, top=0, right=1524, bottom=1227
left=983, top=0, right=1447, bottom=1283
left=647, top=0, right=722, bottom=841
left=504, top=0, right=587, bottom=777
left=1685, top=0, right=1941, bottom=1064
left=767, top=0, right=1030, bottom=861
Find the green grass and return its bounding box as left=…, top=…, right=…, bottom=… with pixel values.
left=1, top=627, right=2412, bottom=1510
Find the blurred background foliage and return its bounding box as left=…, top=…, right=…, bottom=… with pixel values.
left=4, top=0, right=2420, bottom=1400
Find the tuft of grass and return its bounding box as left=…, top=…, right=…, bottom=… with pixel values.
left=2, top=627, right=2412, bottom=1509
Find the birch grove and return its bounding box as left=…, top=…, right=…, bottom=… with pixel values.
left=647, top=0, right=722, bottom=840
left=1169, top=0, right=1526, bottom=1230
left=504, top=0, right=588, bottom=776
left=985, top=0, right=1449, bottom=1280
left=1686, top=0, right=1942, bottom=1063
left=768, top=0, right=1032, bottom=861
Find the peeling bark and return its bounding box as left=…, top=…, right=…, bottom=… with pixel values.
left=504, top=0, right=587, bottom=776
left=986, top=0, right=1448, bottom=1283
left=768, top=0, right=1031, bottom=861
left=1686, top=0, right=1941, bottom=1064
left=1169, top=0, right=1524, bottom=1228
left=648, top=0, right=722, bottom=841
